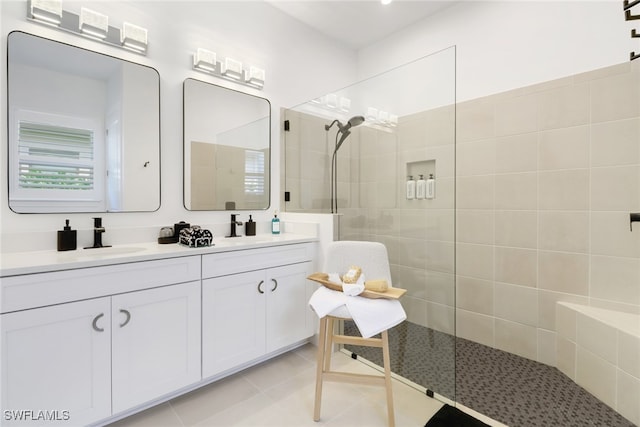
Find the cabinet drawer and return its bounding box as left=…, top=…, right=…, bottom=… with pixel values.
left=202, top=243, right=315, bottom=278
left=1, top=256, right=201, bottom=313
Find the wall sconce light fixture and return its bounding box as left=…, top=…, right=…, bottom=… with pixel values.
left=247, top=66, right=266, bottom=87
left=79, top=7, right=108, bottom=39
left=121, top=22, right=148, bottom=53
left=30, top=0, right=63, bottom=25
left=194, top=48, right=218, bottom=72
left=366, top=107, right=397, bottom=129
left=222, top=57, right=244, bottom=79
left=192, top=47, right=265, bottom=89
left=27, top=0, right=148, bottom=55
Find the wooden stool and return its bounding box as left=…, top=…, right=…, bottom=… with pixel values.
left=313, top=315, right=395, bottom=427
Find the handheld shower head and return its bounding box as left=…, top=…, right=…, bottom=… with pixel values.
left=336, top=129, right=351, bottom=150
left=324, top=115, right=365, bottom=135
left=334, top=116, right=364, bottom=151
left=345, top=115, right=365, bottom=129
left=326, top=115, right=365, bottom=214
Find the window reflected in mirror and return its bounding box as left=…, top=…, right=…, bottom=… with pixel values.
left=183, top=78, right=271, bottom=211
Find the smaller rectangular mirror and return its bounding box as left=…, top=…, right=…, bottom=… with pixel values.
left=183, top=78, right=271, bottom=211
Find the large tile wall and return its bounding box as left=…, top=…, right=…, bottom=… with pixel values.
left=286, top=61, right=640, bottom=343
left=285, top=59, right=640, bottom=422
left=455, top=60, right=640, bottom=369
left=339, top=107, right=457, bottom=336
left=283, top=107, right=457, bottom=335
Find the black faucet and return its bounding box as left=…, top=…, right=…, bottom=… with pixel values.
left=227, top=214, right=243, bottom=238
left=631, top=213, right=640, bottom=231
left=85, top=217, right=111, bottom=249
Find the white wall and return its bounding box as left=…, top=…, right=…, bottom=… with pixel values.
left=2, top=0, right=636, bottom=251
left=0, top=0, right=357, bottom=251
left=358, top=1, right=634, bottom=102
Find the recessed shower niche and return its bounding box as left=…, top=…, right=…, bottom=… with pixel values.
left=406, top=159, right=436, bottom=200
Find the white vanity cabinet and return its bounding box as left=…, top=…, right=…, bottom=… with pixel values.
left=201, top=243, right=315, bottom=378
left=1, top=255, right=202, bottom=426
left=0, top=236, right=319, bottom=425
left=1, top=297, right=112, bottom=426
left=111, top=281, right=201, bottom=413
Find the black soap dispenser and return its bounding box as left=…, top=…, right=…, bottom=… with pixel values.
left=57, top=219, right=77, bottom=251
left=246, top=215, right=256, bottom=236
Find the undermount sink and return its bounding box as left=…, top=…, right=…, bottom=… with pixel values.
left=79, top=246, right=147, bottom=256
left=221, top=235, right=275, bottom=246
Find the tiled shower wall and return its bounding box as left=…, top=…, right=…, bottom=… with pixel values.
left=455, top=60, right=640, bottom=366
left=337, top=108, right=457, bottom=336
left=285, top=60, right=640, bottom=364
left=284, top=59, right=640, bottom=423
left=284, top=106, right=457, bottom=335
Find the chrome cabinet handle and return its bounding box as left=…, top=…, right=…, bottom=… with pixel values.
left=92, top=313, right=105, bottom=332
left=271, top=278, right=278, bottom=292
left=119, top=309, right=131, bottom=328
left=257, top=280, right=265, bottom=294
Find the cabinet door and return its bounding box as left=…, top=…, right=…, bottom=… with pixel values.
left=266, top=262, right=314, bottom=352
left=1, top=298, right=111, bottom=426
left=202, top=270, right=266, bottom=378
left=111, top=281, right=201, bottom=413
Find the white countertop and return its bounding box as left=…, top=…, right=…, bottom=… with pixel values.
left=0, top=233, right=317, bottom=277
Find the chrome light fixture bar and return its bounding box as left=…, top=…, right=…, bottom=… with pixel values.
left=27, top=0, right=148, bottom=55
left=192, top=48, right=265, bottom=89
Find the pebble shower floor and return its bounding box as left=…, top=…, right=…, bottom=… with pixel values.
left=344, top=321, right=634, bottom=427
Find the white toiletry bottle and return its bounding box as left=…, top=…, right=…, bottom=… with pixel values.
left=406, top=176, right=415, bottom=200
left=416, top=174, right=426, bottom=199
left=426, top=174, right=435, bottom=199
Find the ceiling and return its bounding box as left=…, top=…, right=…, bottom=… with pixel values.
left=265, top=0, right=458, bottom=50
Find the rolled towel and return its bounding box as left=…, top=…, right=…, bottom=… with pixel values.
left=343, top=282, right=365, bottom=296
left=328, top=272, right=366, bottom=296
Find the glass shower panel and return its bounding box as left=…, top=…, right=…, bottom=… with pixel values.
left=283, top=46, right=456, bottom=402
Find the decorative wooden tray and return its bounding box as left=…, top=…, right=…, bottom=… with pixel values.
left=307, top=272, right=407, bottom=300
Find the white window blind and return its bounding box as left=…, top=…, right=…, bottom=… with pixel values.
left=244, top=149, right=265, bottom=195
left=18, top=121, right=94, bottom=190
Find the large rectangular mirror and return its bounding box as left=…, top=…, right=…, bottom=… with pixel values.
left=183, top=78, right=270, bottom=211
left=7, top=31, right=160, bottom=213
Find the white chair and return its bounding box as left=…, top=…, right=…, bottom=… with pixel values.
left=313, top=241, right=397, bottom=427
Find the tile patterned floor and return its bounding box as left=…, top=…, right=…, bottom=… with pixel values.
left=107, top=343, right=445, bottom=427
left=344, top=321, right=636, bottom=427
left=456, top=338, right=635, bottom=427
left=345, top=321, right=456, bottom=399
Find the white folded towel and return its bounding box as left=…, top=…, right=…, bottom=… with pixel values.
left=308, top=286, right=406, bottom=338
left=327, top=272, right=365, bottom=297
